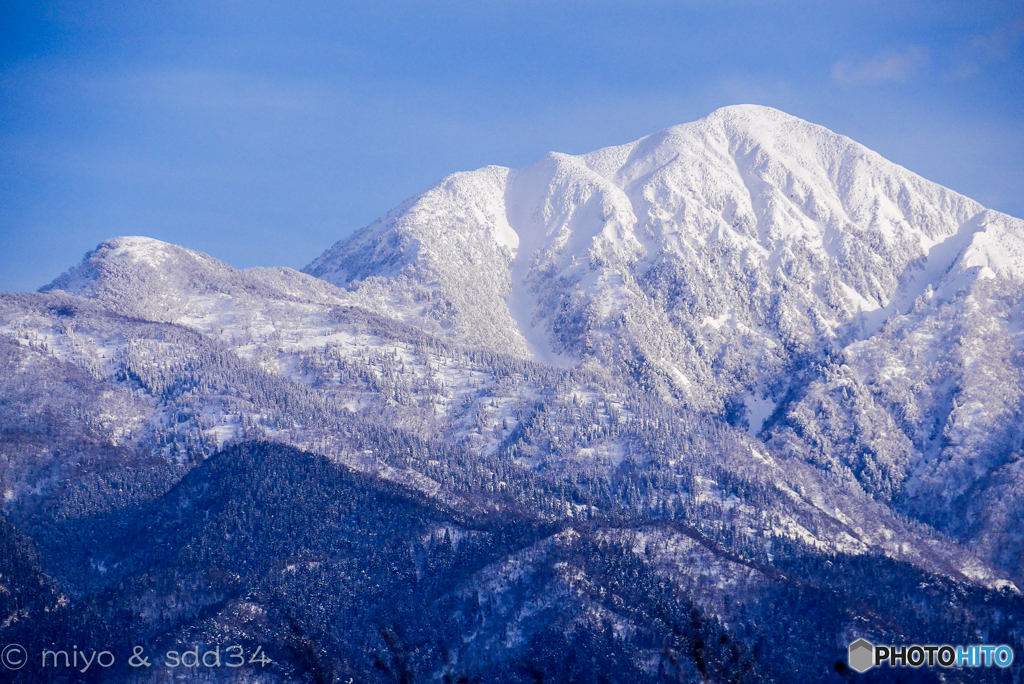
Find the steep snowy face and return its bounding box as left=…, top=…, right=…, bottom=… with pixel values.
left=305, top=166, right=529, bottom=356
left=503, top=151, right=645, bottom=366
left=307, top=105, right=1024, bottom=411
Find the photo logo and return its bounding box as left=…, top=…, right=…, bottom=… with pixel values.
left=2, top=644, right=28, bottom=670
left=848, top=638, right=1014, bottom=672
left=848, top=639, right=874, bottom=673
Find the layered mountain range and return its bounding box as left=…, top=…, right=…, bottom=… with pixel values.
left=3, top=105, right=1024, bottom=682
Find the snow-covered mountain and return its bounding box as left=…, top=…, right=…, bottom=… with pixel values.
left=306, top=105, right=1024, bottom=402
left=305, top=104, right=1024, bottom=577
left=5, top=105, right=1024, bottom=683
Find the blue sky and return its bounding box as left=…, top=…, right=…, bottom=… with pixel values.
left=1, top=0, right=1022, bottom=292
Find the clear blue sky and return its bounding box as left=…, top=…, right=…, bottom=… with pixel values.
left=2, top=1, right=1022, bottom=291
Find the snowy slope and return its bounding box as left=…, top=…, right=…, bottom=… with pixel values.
left=305, top=167, right=528, bottom=356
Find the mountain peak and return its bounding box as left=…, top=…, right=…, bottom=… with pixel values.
left=42, top=235, right=348, bottom=326
left=303, top=105, right=1023, bottom=396
left=42, top=236, right=222, bottom=296
left=649, top=105, right=822, bottom=143
left=704, top=102, right=794, bottom=121
left=94, top=235, right=191, bottom=265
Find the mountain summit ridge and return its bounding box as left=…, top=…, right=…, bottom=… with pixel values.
left=302, top=105, right=1023, bottom=389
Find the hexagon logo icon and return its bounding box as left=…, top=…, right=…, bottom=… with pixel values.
left=848, top=638, right=874, bottom=673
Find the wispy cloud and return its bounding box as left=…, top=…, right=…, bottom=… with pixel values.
left=831, top=46, right=930, bottom=85
left=971, top=18, right=1024, bottom=61
left=953, top=18, right=1024, bottom=78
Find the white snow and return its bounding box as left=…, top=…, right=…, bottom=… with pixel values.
left=744, top=392, right=777, bottom=435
